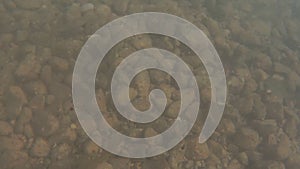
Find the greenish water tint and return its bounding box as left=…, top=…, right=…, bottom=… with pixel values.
left=0, top=0, right=299, bottom=169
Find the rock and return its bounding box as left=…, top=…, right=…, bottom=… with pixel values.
left=165, top=101, right=180, bottom=118
left=286, top=153, right=300, bottom=169
left=254, top=52, right=272, bottom=71
left=51, top=143, right=72, bottom=160
left=29, top=95, right=45, bottom=110
left=243, top=78, right=257, bottom=93
left=24, top=80, right=47, bottom=95
left=234, top=127, right=260, bottom=150
left=16, top=30, right=28, bottom=42
left=132, top=35, right=152, bottom=49
left=84, top=140, right=99, bottom=155
left=208, top=140, right=228, bottom=157
left=131, top=97, right=150, bottom=111
left=51, top=56, right=69, bottom=71
left=96, top=88, right=107, bottom=113
left=144, top=127, right=158, bottom=137
left=81, top=3, right=94, bottom=12
left=252, top=161, right=285, bottom=169
left=0, top=136, right=25, bottom=151
left=218, top=118, right=236, bottom=135
left=30, top=138, right=50, bottom=157
left=133, top=71, right=151, bottom=97
left=235, top=95, right=253, bottom=115
left=186, top=140, right=210, bottom=160
left=264, top=133, right=292, bottom=160
left=112, top=0, right=130, bottom=15
left=284, top=118, right=298, bottom=138
left=246, top=151, right=263, bottom=162
left=228, top=75, right=244, bottom=94
left=227, top=159, right=242, bottom=169
left=274, top=62, right=292, bottom=74
left=5, top=86, right=28, bottom=119
left=15, top=54, right=41, bottom=80
left=31, top=113, right=59, bottom=137
left=15, top=107, right=33, bottom=134
left=142, top=158, right=170, bottom=169
left=266, top=101, right=284, bottom=121
left=96, top=162, right=113, bottom=169
left=237, top=152, right=248, bottom=165
left=14, top=0, right=42, bottom=9
left=95, top=4, right=111, bottom=19
left=252, top=120, right=278, bottom=137
left=253, top=69, right=269, bottom=81
left=0, top=121, right=13, bottom=135
left=0, top=150, right=28, bottom=169
left=149, top=69, right=171, bottom=84
left=251, top=94, right=267, bottom=119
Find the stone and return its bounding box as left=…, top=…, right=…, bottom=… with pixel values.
left=251, top=94, right=267, bottom=119
left=252, top=120, right=278, bottom=136
left=15, top=0, right=42, bottom=9
left=235, top=95, right=253, bottom=115
left=284, top=118, right=298, bottom=138
left=234, top=127, right=260, bottom=150
left=5, top=86, right=28, bottom=119
left=24, top=80, right=47, bottom=95
left=144, top=127, right=158, bottom=137
left=112, top=0, right=129, bottom=15
left=218, top=118, right=236, bottom=135
left=0, top=121, right=13, bottom=135
left=15, top=54, right=41, bottom=80
left=186, top=140, right=210, bottom=160
left=142, top=158, right=170, bottom=169
left=31, top=113, right=59, bottom=137
left=133, top=71, right=150, bottom=97
left=237, top=152, right=248, bottom=165
left=96, top=162, right=113, bottom=169
left=131, top=97, right=150, bottom=111
left=264, top=133, right=292, bottom=160
left=29, top=95, right=45, bottom=110
left=51, top=143, right=71, bottom=160
left=266, top=101, right=284, bottom=121
left=286, top=153, right=300, bottom=169
left=0, top=150, right=28, bottom=169
left=30, top=138, right=50, bottom=157
left=227, top=159, right=242, bottom=169
left=0, top=136, right=25, bottom=151
left=51, top=56, right=69, bottom=71
left=84, top=140, right=100, bottom=155
left=165, top=101, right=180, bottom=118
left=81, top=3, right=94, bottom=13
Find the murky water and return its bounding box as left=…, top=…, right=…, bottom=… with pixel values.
left=0, top=0, right=300, bottom=169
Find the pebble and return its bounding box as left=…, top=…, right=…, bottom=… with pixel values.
left=31, top=113, right=59, bottom=137
left=165, top=101, right=180, bottom=118
left=96, top=162, right=113, bottom=169
left=81, top=3, right=94, bottom=12
left=0, top=121, right=13, bottom=135
left=133, top=70, right=151, bottom=97
left=14, top=0, right=43, bottom=9
left=234, top=127, right=260, bottom=150
left=0, top=136, right=25, bottom=151
left=51, top=143, right=72, bottom=160
left=5, top=86, right=28, bottom=119
left=84, top=140, right=99, bottom=155
left=252, top=120, right=278, bottom=137
left=15, top=54, right=41, bottom=80
left=30, top=138, right=50, bottom=157
left=0, top=150, right=28, bottom=169
left=286, top=153, right=300, bottom=169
